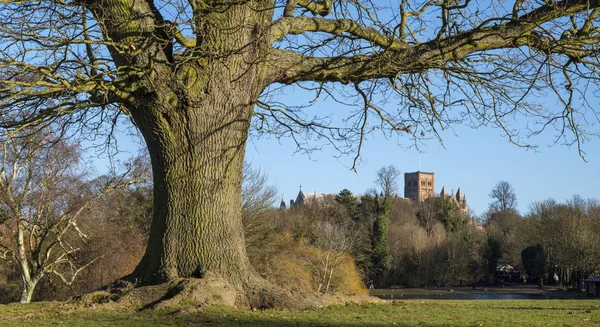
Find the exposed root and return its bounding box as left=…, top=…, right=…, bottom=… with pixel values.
left=78, top=275, right=383, bottom=310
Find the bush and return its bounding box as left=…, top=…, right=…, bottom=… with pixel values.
left=252, top=233, right=367, bottom=295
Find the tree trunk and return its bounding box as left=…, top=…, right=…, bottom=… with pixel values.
left=126, top=87, right=306, bottom=308
left=17, top=221, right=39, bottom=303
left=20, top=276, right=40, bottom=303
left=131, top=94, right=254, bottom=287
left=85, top=0, right=300, bottom=307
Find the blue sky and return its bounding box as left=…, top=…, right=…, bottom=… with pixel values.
left=93, top=90, right=600, bottom=218
left=245, top=108, right=600, bottom=217
left=102, top=98, right=600, bottom=218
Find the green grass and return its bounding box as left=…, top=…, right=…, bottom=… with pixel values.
left=0, top=300, right=599, bottom=326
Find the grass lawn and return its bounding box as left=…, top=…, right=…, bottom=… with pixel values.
left=0, top=300, right=599, bottom=326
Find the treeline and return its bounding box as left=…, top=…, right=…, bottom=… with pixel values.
left=253, top=173, right=600, bottom=291
left=0, top=133, right=598, bottom=304
left=282, top=188, right=479, bottom=289
left=246, top=165, right=482, bottom=290
left=488, top=196, right=600, bottom=289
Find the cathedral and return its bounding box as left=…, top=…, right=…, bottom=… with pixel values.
left=281, top=171, right=467, bottom=212
left=404, top=171, right=467, bottom=211
left=280, top=186, right=335, bottom=208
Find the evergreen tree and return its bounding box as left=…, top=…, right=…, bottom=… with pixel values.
left=521, top=244, right=547, bottom=285
left=370, top=193, right=392, bottom=286
left=483, top=232, right=504, bottom=283
left=335, top=189, right=359, bottom=220
left=435, top=198, right=468, bottom=234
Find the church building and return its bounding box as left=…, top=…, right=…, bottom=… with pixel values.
left=404, top=171, right=467, bottom=212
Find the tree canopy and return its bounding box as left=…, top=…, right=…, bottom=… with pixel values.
left=489, top=181, right=518, bottom=213
left=1, top=0, right=599, bottom=154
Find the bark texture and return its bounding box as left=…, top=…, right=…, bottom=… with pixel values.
left=84, top=0, right=284, bottom=306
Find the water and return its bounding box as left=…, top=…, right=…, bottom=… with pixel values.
left=374, top=293, right=586, bottom=300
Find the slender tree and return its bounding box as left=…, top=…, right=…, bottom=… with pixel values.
left=489, top=181, right=518, bottom=213
left=370, top=193, right=392, bottom=287
left=375, top=166, right=401, bottom=197
left=0, top=129, right=140, bottom=303
left=2, top=0, right=600, bottom=306
left=241, top=163, right=278, bottom=251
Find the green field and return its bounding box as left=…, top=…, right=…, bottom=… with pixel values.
left=0, top=300, right=599, bottom=326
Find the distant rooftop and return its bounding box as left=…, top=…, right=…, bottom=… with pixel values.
left=405, top=171, right=435, bottom=175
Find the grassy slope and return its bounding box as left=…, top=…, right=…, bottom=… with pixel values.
left=0, top=300, right=599, bottom=326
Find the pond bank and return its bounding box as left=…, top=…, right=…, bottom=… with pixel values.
left=370, top=286, right=588, bottom=300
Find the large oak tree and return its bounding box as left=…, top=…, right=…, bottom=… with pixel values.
left=1, top=0, right=600, bottom=306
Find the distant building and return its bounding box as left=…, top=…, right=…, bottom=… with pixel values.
left=584, top=277, right=600, bottom=297
left=286, top=170, right=467, bottom=212
left=404, top=171, right=435, bottom=202
left=279, top=196, right=286, bottom=209
left=288, top=186, right=335, bottom=208
left=404, top=171, right=467, bottom=212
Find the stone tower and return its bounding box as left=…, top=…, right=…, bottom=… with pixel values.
left=404, top=171, right=435, bottom=202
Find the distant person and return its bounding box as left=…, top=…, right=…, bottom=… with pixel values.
left=433, top=279, right=437, bottom=288
left=369, top=280, right=374, bottom=289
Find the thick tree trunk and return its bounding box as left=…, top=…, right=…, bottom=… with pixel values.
left=86, top=0, right=299, bottom=307
left=131, top=95, right=254, bottom=287
left=126, top=90, right=305, bottom=308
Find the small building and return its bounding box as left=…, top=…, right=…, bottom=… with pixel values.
left=584, top=277, right=600, bottom=297
left=496, top=264, right=514, bottom=273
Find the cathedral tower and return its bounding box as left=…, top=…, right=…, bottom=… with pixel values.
left=404, top=171, right=435, bottom=202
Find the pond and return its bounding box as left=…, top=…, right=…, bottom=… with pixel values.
left=373, top=292, right=587, bottom=300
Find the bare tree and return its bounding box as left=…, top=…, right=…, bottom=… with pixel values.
left=489, top=181, right=518, bottom=213
left=1, top=0, right=600, bottom=306
left=241, top=163, right=278, bottom=250
left=375, top=166, right=401, bottom=196
left=306, top=220, right=358, bottom=294
left=0, top=129, right=141, bottom=303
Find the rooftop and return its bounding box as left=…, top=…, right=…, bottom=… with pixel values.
left=405, top=171, right=435, bottom=175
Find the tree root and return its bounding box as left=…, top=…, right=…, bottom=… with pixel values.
left=78, top=274, right=382, bottom=310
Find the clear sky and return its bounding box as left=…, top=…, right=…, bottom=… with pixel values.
left=93, top=96, right=600, bottom=219
left=245, top=98, right=600, bottom=218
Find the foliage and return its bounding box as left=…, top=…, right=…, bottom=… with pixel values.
left=435, top=198, right=468, bottom=234
left=0, top=129, right=145, bottom=303
left=241, top=163, right=279, bottom=255
left=241, top=172, right=367, bottom=295
left=485, top=210, right=525, bottom=267
left=521, top=244, right=547, bottom=284
left=527, top=197, right=600, bottom=288
left=482, top=232, right=504, bottom=283
left=252, top=227, right=366, bottom=296
left=2, top=0, right=600, bottom=294
left=370, top=194, right=392, bottom=286
left=335, top=189, right=359, bottom=220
